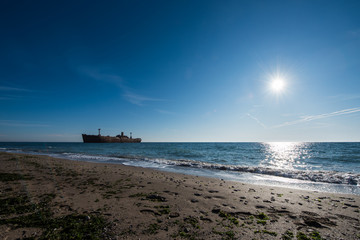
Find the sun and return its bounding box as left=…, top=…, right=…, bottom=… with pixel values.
left=270, top=77, right=285, bottom=93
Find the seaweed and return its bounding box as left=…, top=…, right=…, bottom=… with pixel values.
left=282, top=230, right=294, bottom=240
left=0, top=191, right=111, bottom=239
left=40, top=214, right=108, bottom=240
left=144, top=223, right=160, bottom=234
left=0, top=195, right=36, bottom=215
left=0, top=172, right=32, bottom=182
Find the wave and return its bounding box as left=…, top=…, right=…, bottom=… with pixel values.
left=1, top=147, right=20, bottom=151
left=82, top=154, right=359, bottom=186
left=3, top=149, right=359, bottom=186
left=60, top=153, right=360, bottom=186
left=145, top=158, right=360, bottom=186
left=62, top=153, right=120, bottom=162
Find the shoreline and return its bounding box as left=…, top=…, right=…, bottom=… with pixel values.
left=0, top=152, right=359, bottom=239
left=4, top=149, right=360, bottom=196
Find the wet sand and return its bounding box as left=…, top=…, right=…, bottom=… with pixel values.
left=0, top=152, right=359, bottom=239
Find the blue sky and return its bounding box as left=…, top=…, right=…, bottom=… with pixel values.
left=1, top=0, right=360, bottom=142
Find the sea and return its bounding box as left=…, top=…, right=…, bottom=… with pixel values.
left=1, top=142, right=359, bottom=195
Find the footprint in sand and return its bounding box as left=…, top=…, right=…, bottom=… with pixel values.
left=208, top=190, right=219, bottom=193
left=213, top=196, right=226, bottom=199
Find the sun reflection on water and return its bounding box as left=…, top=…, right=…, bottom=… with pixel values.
left=262, top=142, right=309, bottom=171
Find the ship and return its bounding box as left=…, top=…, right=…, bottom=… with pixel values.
left=82, top=129, right=142, bottom=143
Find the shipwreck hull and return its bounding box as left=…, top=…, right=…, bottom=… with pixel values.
left=82, top=134, right=141, bottom=143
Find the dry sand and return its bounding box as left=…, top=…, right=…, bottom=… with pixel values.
left=0, top=152, right=359, bottom=239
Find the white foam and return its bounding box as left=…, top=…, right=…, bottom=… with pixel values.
left=141, top=157, right=360, bottom=186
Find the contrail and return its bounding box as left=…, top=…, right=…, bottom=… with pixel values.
left=273, top=107, right=360, bottom=128
left=247, top=113, right=267, bottom=129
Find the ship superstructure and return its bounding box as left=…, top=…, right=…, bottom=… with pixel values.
left=82, top=129, right=141, bottom=143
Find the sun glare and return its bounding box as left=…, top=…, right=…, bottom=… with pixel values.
left=264, top=67, right=291, bottom=98
left=270, top=78, right=285, bottom=93
left=262, top=142, right=306, bottom=171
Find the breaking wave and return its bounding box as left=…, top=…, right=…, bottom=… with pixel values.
left=145, top=157, right=360, bottom=186
left=2, top=144, right=359, bottom=187
left=63, top=153, right=359, bottom=186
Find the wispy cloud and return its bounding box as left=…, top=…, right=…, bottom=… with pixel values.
left=247, top=113, right=267, bottom=129
left=0, top=120, right=49, bottom=128
left=79, top=67, right=164, bottom=106
left=155, top=109, right=177, bottom=115
left=79, top=68, right=123, bottom=84
left=0, top=86, right=32, bottom=92
left=0, top=94, right=27, bottom=101
left=0, top=86, right=35, bottom=102
left=348, top=28, right=360, bottom=38
left=0, top=96, right=17, bottom=100
left=123, top=92, right=164, bottom=106
left=329, top=94, right=360, bottom=101
left=273, top=107, right=360, bottom=128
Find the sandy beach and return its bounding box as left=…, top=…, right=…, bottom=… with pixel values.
left=0, top=152, right=359, bottom=239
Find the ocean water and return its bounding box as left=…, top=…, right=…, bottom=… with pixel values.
left=1, top=142, right=359, bottom=195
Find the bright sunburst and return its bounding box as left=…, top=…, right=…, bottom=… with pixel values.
left=270, top=77, right=285, bottom=93
left=264, top=66, right=292, bottom=99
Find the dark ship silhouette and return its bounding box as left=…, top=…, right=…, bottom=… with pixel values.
left=82, top=129, right=141, bottom=143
